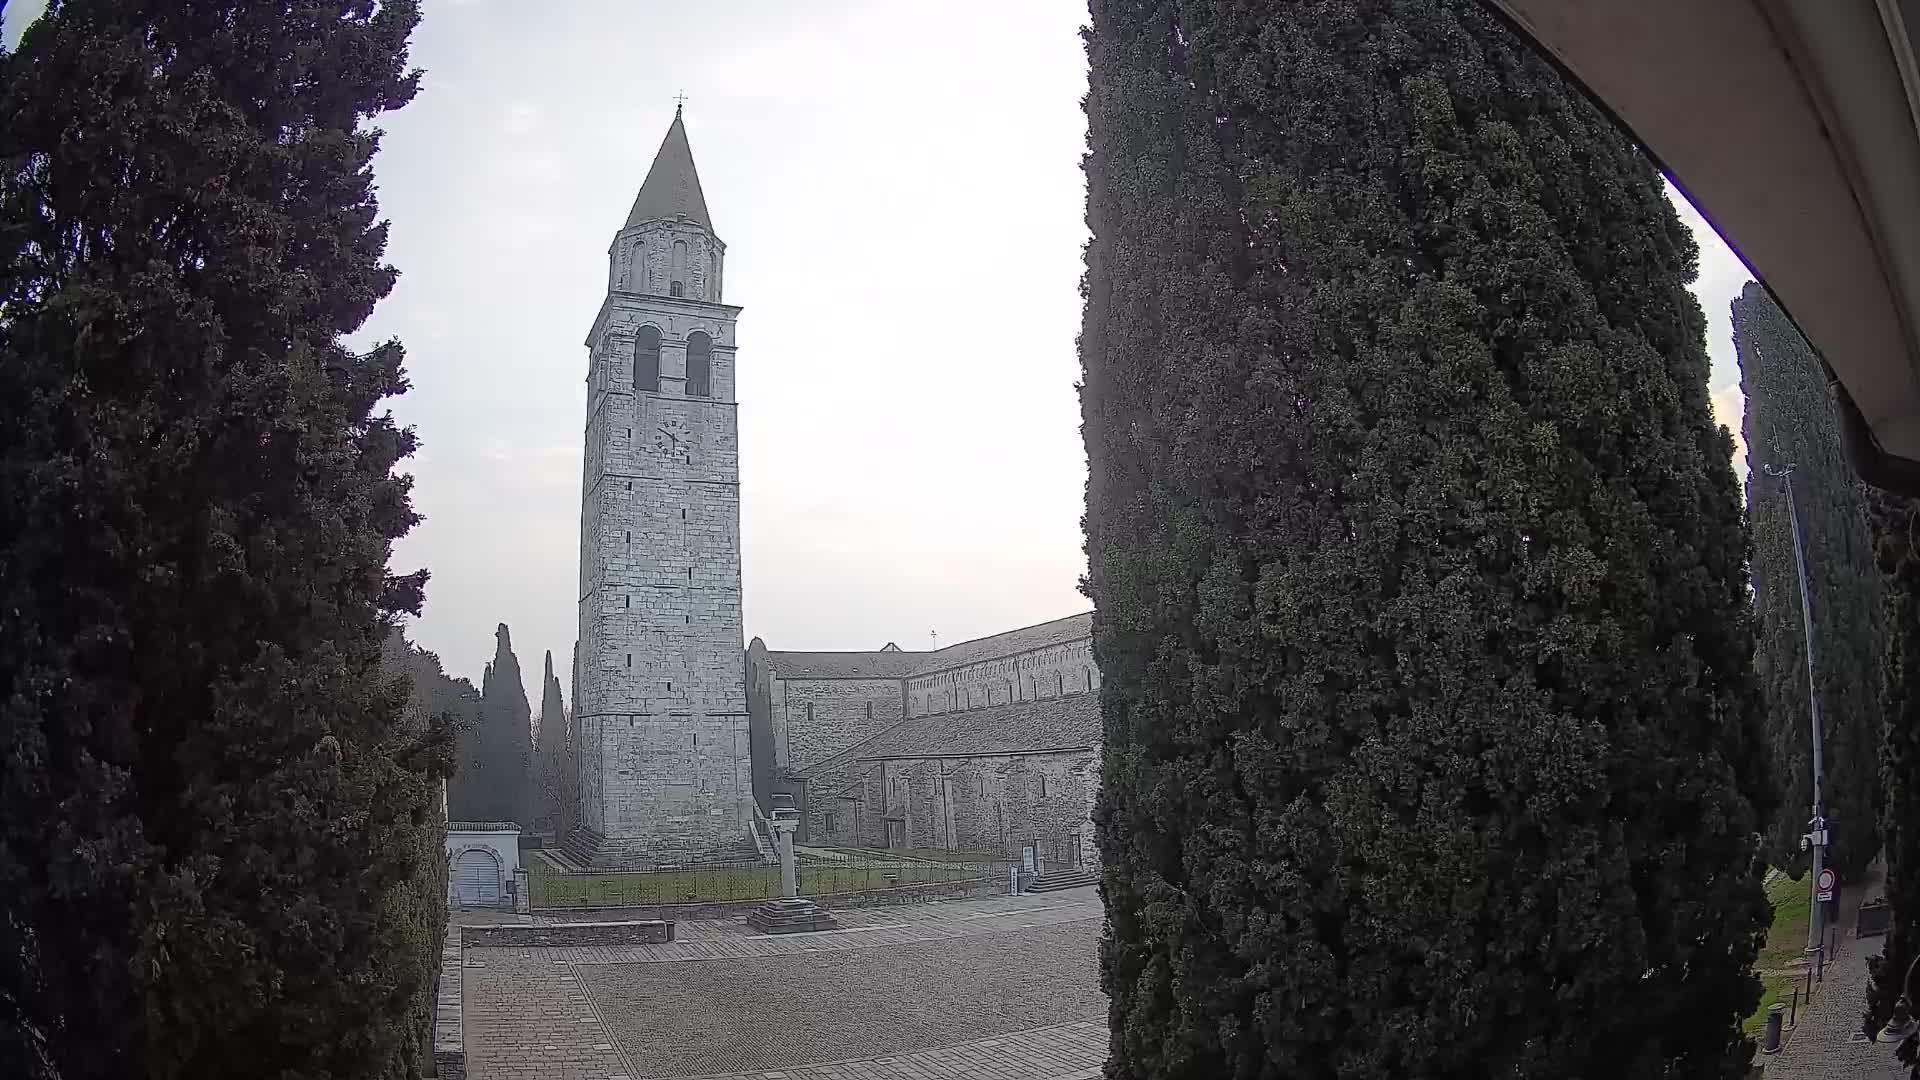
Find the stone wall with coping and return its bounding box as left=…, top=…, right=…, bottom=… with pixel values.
left=461, top=920, right=676, bottom=948
left=433, top=921, right=464, bottom=1080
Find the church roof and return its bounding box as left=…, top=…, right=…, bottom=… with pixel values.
left=625, top=108, right=712, bottom=231
left=763, top=612, right=1093, bottom=683
left=850, top=692, right=1101, bottom=761
left=764, top=650, right=920, bottom=680
left=907, top=612, right=1092, bottom=676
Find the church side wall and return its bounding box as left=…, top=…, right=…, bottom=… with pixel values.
left=841, top=751, right=1096, bottom=866
left=905, top=639, right=1100, bottom=717
left=773, top=677, right=907, bottom=774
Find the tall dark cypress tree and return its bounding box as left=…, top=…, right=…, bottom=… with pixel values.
left=462, top=623, right=532, bottom=826
left=0, top=2, right=439, bottom=1077
left=533, top=649, right=576, bottom=838
left=1868, top=493, right=1920, bottom=1034
left=1736, top=282, right=1884, bottom=879
left=1080, top=2, right=1769, bottom=1076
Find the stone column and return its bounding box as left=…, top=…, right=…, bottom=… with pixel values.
left=747, top=806, right=838, bottom=935
left=776, top=818, right=798, bottom=898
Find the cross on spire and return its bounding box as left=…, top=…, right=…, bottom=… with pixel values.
left=673, top=90, right=688, bottom=116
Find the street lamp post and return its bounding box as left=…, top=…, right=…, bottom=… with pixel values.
left=1763, top=462, right=1831, bottom=976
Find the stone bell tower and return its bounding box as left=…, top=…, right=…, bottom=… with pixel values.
left=569, top=107, right=753, bottom=867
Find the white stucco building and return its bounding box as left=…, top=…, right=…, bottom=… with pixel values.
left=446, top=822, right=522, bottom=909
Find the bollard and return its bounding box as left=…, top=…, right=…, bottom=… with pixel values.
left=1789, top=985, right=1799, bottom=1029
left=1762, top=1003, right=1787, bottom=1054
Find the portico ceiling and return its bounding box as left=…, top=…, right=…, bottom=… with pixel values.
left=1485, top=0, right=1920, bottom=495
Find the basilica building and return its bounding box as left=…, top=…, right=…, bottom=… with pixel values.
left=571, top=111, right=1099, bottom=870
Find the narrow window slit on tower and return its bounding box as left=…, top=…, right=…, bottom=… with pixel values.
left=626, top=654, right=632, bottom=668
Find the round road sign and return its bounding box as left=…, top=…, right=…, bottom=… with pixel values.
left=1816, top=868, right=1837, bottom=900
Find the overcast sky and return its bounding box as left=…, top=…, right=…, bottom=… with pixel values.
left=5, top=0, right=1753, bottom=696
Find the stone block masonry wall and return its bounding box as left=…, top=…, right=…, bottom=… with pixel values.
left=772, top=675, right=907, bottom=773
left=575, top=206, right=752, bottom=863
left=906, top=638, right=1100, bottom=717
left=850, top=750, right=1097, bottom=865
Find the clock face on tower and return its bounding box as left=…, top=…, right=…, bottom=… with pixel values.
left=651, top=416, right=692, bottom=462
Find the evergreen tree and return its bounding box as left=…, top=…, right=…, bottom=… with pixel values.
left=0, top=2, right=441, bottom=1077
left=450, top=624, right=532, bottom=825
left=1869, top=493, right=1920, bottom=1034
left=533, top=649, right=578, bottom=839
left=1736, top=282, right=1884, bottom=878
left=1079, top=2, right=1769, bottom=1076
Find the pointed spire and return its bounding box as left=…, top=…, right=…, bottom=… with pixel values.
left=625, top=110, right=712, bottom=231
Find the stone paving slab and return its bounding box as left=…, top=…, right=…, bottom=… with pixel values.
left=472, top=894, right=1101, bottom=971
left=463, top=961, right=629, bottom=1080
left=677, top=1019, right=1107, bottom=1079
left=463, top=889, right=1108, bottom=1080
left=579, top=922, right=1102, bottom=1078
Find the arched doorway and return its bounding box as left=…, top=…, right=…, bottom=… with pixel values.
left=453, top=847, right=502, bottom=908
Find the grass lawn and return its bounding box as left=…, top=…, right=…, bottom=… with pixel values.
left=529, top=856, right=995, bottom=907
left=1744, top=871, right=1818, bottom=1034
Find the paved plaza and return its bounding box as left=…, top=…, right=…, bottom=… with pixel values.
left=461, top=889, right=1108, bottom=1080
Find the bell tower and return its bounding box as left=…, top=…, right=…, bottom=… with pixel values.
left=571, top=107, right=753, bottom=866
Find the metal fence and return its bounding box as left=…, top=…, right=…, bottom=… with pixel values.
left=527, top=845, right=1017, bottom=912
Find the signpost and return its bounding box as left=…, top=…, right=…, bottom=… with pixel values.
left=1816, top=867, right=1837, bottom=904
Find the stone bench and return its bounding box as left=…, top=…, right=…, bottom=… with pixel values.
left=460, top=919, right=676, bottom=948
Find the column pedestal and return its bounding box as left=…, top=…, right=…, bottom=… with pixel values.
left=748, top=810, right=838, bottom=934
left=746, top=896, right=839, bottom=934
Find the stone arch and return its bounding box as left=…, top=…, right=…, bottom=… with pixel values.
left=635, top=324, right=662, bottom=392
left=686, top=330, right=713, bottom=397
left=450, top=844, right=503, bottom=908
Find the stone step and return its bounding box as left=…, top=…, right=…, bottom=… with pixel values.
left=1027, top=868, right=1099, bottom=893
left=534, top=846, right=591, bottom=874
left=746, top=897, right=841, bottom=935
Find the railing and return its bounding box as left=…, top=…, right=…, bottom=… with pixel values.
left=528, top=846, right=1015, bottom=910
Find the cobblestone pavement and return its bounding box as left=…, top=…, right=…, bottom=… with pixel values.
left=463, top=887, right=1107, bottom=1080
left=1761, top=874, right=1908, bottom=1080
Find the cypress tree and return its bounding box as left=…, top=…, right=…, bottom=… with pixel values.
left=1735, top=282, right=1884, bottom=878
left=0, top=1, right=440, bottom=1076
left=455, top=623, right=532, bottom=826
left=1080, top=2, right=1769, bottom=1076
left=1869, top=493, right=1920, bottom=1034
left=533, top=649, right=577, bottom=839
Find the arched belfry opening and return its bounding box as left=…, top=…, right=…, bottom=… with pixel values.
left=686, top=331, right=712, bottom=397
left=635, top=325, right=661, bottom=393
